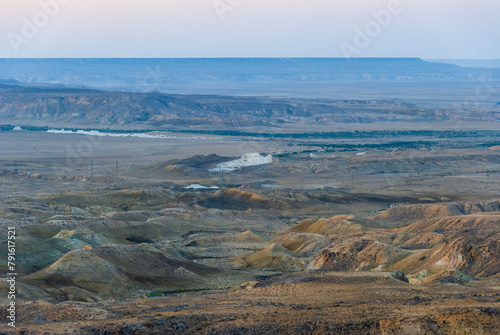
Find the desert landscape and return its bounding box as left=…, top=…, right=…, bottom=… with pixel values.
left=0, top=58, right=499, bottom=334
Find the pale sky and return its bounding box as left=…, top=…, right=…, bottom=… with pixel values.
left=0, top=0, right=499, bottom=58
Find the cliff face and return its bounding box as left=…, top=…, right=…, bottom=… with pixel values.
left=1, top=84, right=495, bottom=129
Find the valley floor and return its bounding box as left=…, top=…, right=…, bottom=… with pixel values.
left=1, top=271, right=499, bottom=334
left=0, top=130, right=499, bottom=334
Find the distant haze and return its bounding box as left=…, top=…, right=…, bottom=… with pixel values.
left=426, top=59, right=500, bottom=69
left=1, top=0, right=499, bottom=58
left=1, top=58, right=499, bottom=106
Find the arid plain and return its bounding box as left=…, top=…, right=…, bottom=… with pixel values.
left=0, top=127, right=499, bottom=334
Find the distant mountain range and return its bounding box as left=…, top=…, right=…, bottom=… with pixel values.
left=0, top=58, right=499, bottom=97
left=1, top=58, right=499, bottom=129
left=427, top=59, right=500, bottom=69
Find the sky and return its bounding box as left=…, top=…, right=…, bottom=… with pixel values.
left=0, top=0, right=499, bottom=58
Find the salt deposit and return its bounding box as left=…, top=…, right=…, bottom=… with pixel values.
left=46, top=128, right=210, bottom=140
left=184, top=184, right=220, bottom=190
left=47, top=129, right=175, bottom=139
left=209, top=153, right=273, bottom=172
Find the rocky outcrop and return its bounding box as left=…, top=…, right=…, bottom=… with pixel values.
left=374, top=200, right=500, bottom=223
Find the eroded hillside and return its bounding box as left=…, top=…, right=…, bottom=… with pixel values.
left=0, top=130, right=499, bottom=334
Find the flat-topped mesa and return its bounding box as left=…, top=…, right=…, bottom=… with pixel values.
left=373, top=200, right=500, bottom=223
